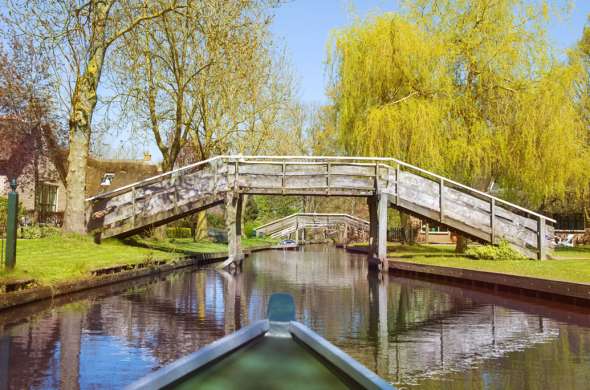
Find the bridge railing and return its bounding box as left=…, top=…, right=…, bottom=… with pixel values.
left=85, top=155, right=554, bottom=258
left=255, top=213, right=370, bottom=238
left=229, top=156, right=554, bottom=258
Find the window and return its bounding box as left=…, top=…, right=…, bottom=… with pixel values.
left=100, top=173, right=115, bottom=186
left=554, top=214, right=585, bottom=231
left=36, top=183, right=58, bottom=214
left=421, top=224, right=448, bottom=233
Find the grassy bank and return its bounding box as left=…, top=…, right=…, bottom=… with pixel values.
left=0, top=235, right=278, bottom=288
left=0, top=235, right=179, bottom=286
left=394, top=256, right=590, bottom=284
left=385, top=243, right=590, bottom=284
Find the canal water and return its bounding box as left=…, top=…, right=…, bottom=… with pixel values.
left=1, top=245, right=590, bottom=389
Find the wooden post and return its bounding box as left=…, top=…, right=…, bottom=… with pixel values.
left=537, top=216, right=547, bottom=260
left=234, top=160, right=239, bottom=192
left=374, top=163, right=379, bottom=192
left=343, top=223, right=348, bottom=247
left=5, top=179, right=18, bottom=270
left=377, top=193, right=388, bottom=271
left=282, top=162, right=286, bottom=195
left=368, top=194, right=388, bottom=272
left=131, top=186, right=136, bottom=228
left=395, top=165, right=400, bottom=205
left=490, top=198, right=496, bottom=244
left=439, top=178, right=445, bottom=223
left=224, top=191, right=244, bottom=269
left=326, top=162, right=331, bottom=195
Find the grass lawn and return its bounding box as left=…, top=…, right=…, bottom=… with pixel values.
left=128, top=236, right=279, bottom=254
left=386, top=243, right=590, bottom=284
left=0, top=235, right=278, bottom=288
left=395, top=256, right=590, bottom=284
left=553, top=245, right=590, bottom=260
left=0, top=235, right=178, bottom=286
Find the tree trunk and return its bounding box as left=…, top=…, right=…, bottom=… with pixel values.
left=400, top=212, right=417, bottom=245
left=455, top=235, right=469, bottom=253
left=63, top=122, right=91, bottom=233
left=62, top=4, right=108, bottom=233
left=190, top=223, right=196, bottom=242
left=195, top=211, right=208, bottom=240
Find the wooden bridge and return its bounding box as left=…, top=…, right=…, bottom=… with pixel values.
left=86, top=155, right=555, bottom=269
left=254, top=213, right=369, bottom=243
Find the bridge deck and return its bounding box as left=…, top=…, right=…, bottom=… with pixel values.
left=86, top=156, right=555, bottom=259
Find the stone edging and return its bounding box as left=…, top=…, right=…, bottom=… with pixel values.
left=0, top=246, right=275, bottom=312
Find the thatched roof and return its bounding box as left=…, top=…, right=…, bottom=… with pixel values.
left=86, top=158, right=161, bottom=197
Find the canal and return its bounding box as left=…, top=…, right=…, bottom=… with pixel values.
left=1, top=245, right=590, bottom=389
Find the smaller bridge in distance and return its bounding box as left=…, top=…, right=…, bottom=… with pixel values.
left=254, top=213, right=369, bottom=244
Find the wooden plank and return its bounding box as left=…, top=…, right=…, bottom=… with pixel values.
left=490, top=198, right=495, bottom=244
left=439, top=178, right=444, bottom=222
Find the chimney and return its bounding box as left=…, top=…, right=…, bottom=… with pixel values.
left=143, top=152, right=152, bottom=162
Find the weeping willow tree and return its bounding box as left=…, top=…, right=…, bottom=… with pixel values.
left=328, top=1, right=590, bottom=249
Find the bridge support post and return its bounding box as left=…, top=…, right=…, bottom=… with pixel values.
left=368, top=194, right=389, bottom=272
left=224, top=192, right=244, bottom=269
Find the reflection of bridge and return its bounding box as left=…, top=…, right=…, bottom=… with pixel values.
left=254, top=213, right=369, bottom=243
left=367, top=275, right=563, bottom=385
left=86, top=156, right=555, bottom=267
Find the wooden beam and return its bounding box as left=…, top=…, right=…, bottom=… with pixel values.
left=537, top=217, right=547, bottom=260
left=490, top=198, right=496, bottom=244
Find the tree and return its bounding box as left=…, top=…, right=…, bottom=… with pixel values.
left=3, top=0, right=185, bottom=233
left=328, top=1, right=590, bottom=250
left=0, top=36, right=67, bottom=191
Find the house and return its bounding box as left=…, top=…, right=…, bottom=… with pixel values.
left=1, top=118, right=160, bottom=225
left=551, top=211, right=589, bottom=245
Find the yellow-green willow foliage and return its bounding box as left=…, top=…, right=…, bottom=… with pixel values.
left=328, top=1, right=590, bottom=209
left=328, top=14, right=451, bottom=172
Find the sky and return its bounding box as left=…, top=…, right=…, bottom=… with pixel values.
left=105, top=0, right=590, bottom=162
left=270, top=0, right=590, bottom=105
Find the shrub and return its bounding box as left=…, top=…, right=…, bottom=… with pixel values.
left=19, top=225, right=62, bottom=239
left=465, top=240, right=527, bottom=260
left=166, top=227, right=192, bottom=239
left=206, top=212, right=225, bottom=229
left=244, top=221, right=258, bottom=238
left=0, top=196, right=25, bottom=228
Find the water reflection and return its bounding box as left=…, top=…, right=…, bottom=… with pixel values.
left=0, top=245, right=589, bottom=389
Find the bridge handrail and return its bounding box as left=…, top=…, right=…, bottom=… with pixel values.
left=86, top=155, right=224, bottom=201
left=86, top=154, right=555, bottom=224
left=231, top=155, right=556, bottom=223
left=255, top=212, right=369, bottom=231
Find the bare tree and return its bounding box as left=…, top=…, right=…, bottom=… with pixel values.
left=3, top=0, right=185, bottom=233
